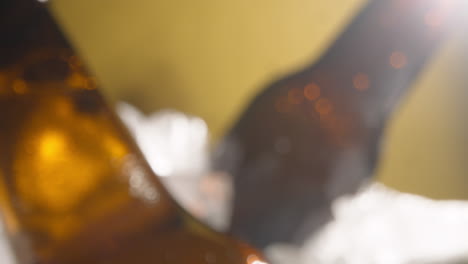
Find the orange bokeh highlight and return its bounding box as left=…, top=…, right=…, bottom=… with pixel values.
left=12, top=79, right=28, bottom=94
left=353, top=73, right=370, bottom=91
left=67, top=73, right=95, bottom=89
left=304, top=82, right=321, bottom=101
left=315, top=98, right=333, bottom=115
left=390, top=51, right=407, bottom=69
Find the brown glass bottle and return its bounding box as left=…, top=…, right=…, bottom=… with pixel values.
left=0, top=1, right=264, bottom=263
left=214, top=0, right=461, bottom=248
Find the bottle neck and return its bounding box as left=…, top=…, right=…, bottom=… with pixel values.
left=309, top=0, right=458, bottom=127
left=321, top=0, right=456, bottom=65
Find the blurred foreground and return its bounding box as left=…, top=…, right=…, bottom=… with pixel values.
left=121, top=104, right=468, bottom=264
left=0, top=104, right=466, bottom=263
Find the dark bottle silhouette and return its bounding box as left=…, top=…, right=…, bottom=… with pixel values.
left=213, top=0, right=460, bottom=249
left=0, top=0, right=264, bottom=263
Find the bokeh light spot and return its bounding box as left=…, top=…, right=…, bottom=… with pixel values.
left=67, top=73, right=88, bottom=88
left=353, top=73, right=370, bottom=91
left=315, top=98, right=333, bottom=115
left=104, top=137, right=128, bottom=159
left=12, top=79, right=28, bottom=94
left=40, top=130, right=66, bottom=160
left=247, top=254, right=268, bottom=264
left=304, top=82, right=321, bottom=101
left=390, top=51, right=407, bottom=69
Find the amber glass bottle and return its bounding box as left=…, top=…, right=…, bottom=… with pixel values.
left=215, top=0, right=460, bottom=248
left=0, top=0, right=263, bottom=263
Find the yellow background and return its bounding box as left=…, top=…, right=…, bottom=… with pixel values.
left=50, top=0, right=468, bottom=199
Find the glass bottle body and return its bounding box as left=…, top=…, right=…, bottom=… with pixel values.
left=220, top=0, right=460, bottom=248
left=0, top=1, right=260, bottom=263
